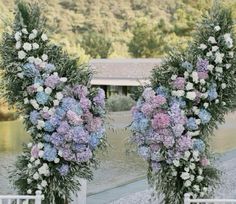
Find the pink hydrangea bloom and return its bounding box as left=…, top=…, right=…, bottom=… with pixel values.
left=67, top=110, right=83, bottom=125
left=200, top=157, right=210, bottom=166
left=141, top=103, right=153, bottom=117
left=80, top=97, right=91, bottom=112
left=44, top=74, right=60, bottom=89
left=198, top=72, right=209, bottom=80
left=151, top=113, right=170, bottom=129
left=27, top=84, right=37, bottom=94
left=86, top=117, right=102, bottom=132
left=31, top=145, right=40, bottom=158
left=177, top=135, right=192, bottom=152
left=163, top=136, right=175, bottom=148
left=152, top=95, right=167, bottom=108
left=172, top=77, right=186, bottom=90
left=142, top=87, right=155, bottom=101
left=73, top=85, right=88, bottom=98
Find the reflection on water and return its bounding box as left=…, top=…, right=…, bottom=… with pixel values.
left=0, top=111, right=236, bottom=194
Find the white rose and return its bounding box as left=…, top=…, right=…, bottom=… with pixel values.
left=37, top=86, right=44, bottom=92
left=33, top=172, right=39, bottom=180
left=41, top=33, right=48, bottom=41
left=34, top=57, right=42, bottom=65
left=32, top=29, right=38, bottom=35
left=215, top=52, right=224, bottom=64
left=193, top=185, right=200, bottom=192
left=200, top=79, right=205, bottom=84
left=190, top=163, right=196, bottom=170
left=17, top=72, right=24, bottom=79
left=171, top=74, right=177, bottom=80
left=186, top=82, right=194, bottom=90
left=226, top=64, right=231, bottom=69
left=208, top=36, right=217, bottom=44
left=193, top=150, right=199, bottom=160
left=35, top=159, right=41, bottom=166
left=186, top=91, right=196, bottom=100
left=222, top=101, right=226, bottom=106
left=203, top=187, right=208, bottom=192
left=41, top=180, right=48, bottom=187
left=30, top=157, right=35, bottom=162
left=199, top=43, right=207, bottom=50
left=18, top=50, right=27, bottom=59
left=184, top=151, right=191, bottom=160
left=207, top=64, right=214, bottom=71
left=203, top=102, right=209, bottom=108
left=27, top=163, right=32, bottom=168
left=24, top=98, right=29, bottom=104
left=48, top=108, right=55, bottom=115
left=37, top=120, right=45, bottom=129
left=42, top=54, right=48, bottom=61
left=196, top=119, right=201, bottom=125
left=53, top=100, right=59, bottom=106
left=38, top=150, right=44, bottom=158
left=181, top=172, right=190, bottom=180
left=15, top=41, right=21, bottom=49
left=23, top=42, right=32, bottom=51
left=29, top=33, right=36, bottom=40
left=28, top=56, right=35, bottom=63
left=22, top=28, right=28, bottom=34
left=60, top=77, right=67, bottom=82
left=215, top=66, right=223, bottom=73
left=206, top=51, right=213, bottom=57
left=173, top=160, right=180, bottom=167
left=45, top=87, right=52, bottom=94
left=172, top=171, right=177, bottom=177
left=200, top=192, right=205, bottom=197
left=54, top=158, right=60, bottom=163
left=212, top=46, right=219, bottom=52
left=27, top=178, right=32, bottom=184
left=56, top=92, right=64, bottom=100
left=224, top=33, right=233, bottom=48
left=229, top=51, right=234, bottom=58
left=14, top=32, right=22, bottom=41
left=58, top=150, right=63, bottom=157
left=197, top=176, right=204, bottom=182
left=214, top=26, right=221, bottom=31
left=215, top=99, right=219, bottom=104
left=37, top=184, right=42, bottom=190
left=27, top=143, right=33, bottom=148
left=184, top=167, right=189, bottom=172
left=27, top=189, right=32, bottom=194
left=190, top=175, right=195, bottom=181
left=221, top=83, right=227, bottom=89
left=184, top=180, right=192, bottom=187
left=191, top=71, right=199, bottom=83
left=38, top=143, right=44, bottom=149
left=33, top=43, right=39, bottom=50
left=43, top=106, right=49, bottom=112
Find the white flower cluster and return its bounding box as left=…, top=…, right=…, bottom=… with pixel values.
left=15, top=28, right=48, bottom=61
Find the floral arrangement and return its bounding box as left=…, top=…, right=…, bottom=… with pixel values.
left=0, top=2, right=106, bottom=203
left=131, top=3, right=236, bottom=203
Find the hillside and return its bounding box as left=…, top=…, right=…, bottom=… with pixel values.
left=1, top=0, right=236, bottom=61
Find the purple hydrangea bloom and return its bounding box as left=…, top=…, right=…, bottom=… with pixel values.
left=172, top=77, right=186, bottom=90
left=49, top=115, right=61, bottom=127
left=93, top=88, right=105, bottom=107
left=177, top=135, right=193, bottom=152
left=57, top=121, right=70, bottom=134
left=50, top=132, right=64, bottom=146
left=58, top=164, right=69, bottom=176
left=80, top=97, right=92, bottom=111
left=44, top=74, right=60, bottom=89
left=71, top=126, right=90, bottom=143
left=30, top=110, right=40, bottom=125
left=196, top=58, right=209, bottom=72
left=61, top=97, right=77, bottom=112
left=43, top=143, right=57, bottom=162
left=76, top=148, right=92, bottom=162
left=73, top=85, right=89, bottom=98
left=36, top=92, right=49, bottom=105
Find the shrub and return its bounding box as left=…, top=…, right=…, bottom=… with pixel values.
left=106, top=95, right=135, bottom=112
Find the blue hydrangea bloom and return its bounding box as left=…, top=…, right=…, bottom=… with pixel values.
left=131, top=114, right=149, bottom=133
left=22, top=63, right=39, bottom=78
left=29, top=110, right=40, bottom=125
left=90, top=127, right=105, bottom=139
left=208, top=86, right=218, bottom=101
left=43, top=143, right=57, bottom=162
left=198, top=109, right=211, bottom=124
left=156, top=86, right=169, bottom=97
left=44, top=121, right=55, bottom=132
left=55, top=107, right=66, bottom=120
left=170, top=97, right=186, bottom=109
left=36, top=92, right=49, bottom=105
left=58, top=164, right=69, bottom=176
left=49, top=115, right=61, bottom=127
left=34, top=77, right=44, bottom=85
left=186, top=117, right=198, bottom=131
left=61, top=97, right=77, bottom=111
left=138, top=146, right=150, bottom=160
left=74, top=144, right=87, bottom=152
left=193, top=139, right=205, bottom=153
left=182, top=61, right=193, bottom=72
left=73, top=104, right=83, bottom=115
left=45, top=63, right=56, bottom=74
left=89, top=135, right=100, bottom=149
left=43, top=134, right=51, bottom=142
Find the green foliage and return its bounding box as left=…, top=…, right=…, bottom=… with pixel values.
left=81, top=31, right=112, bottom=58
left=106, top=95, right=135, bottom=112
left=128, top=19, right=161, bottom=58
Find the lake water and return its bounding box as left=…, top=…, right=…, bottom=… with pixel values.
left=0, top=111, right=236, bottom=195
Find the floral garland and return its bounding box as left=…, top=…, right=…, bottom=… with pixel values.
left=131, top=4, right=236, bottom=203
left=0, top=2, right=106, bottom=203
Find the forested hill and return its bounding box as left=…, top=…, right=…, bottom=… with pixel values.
left=0, top=0, right=236, bottom=61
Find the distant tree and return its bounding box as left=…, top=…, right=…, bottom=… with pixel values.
left=128, top=19, right=161, bottom=58
left=81, top=31, right=112, bottom=58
